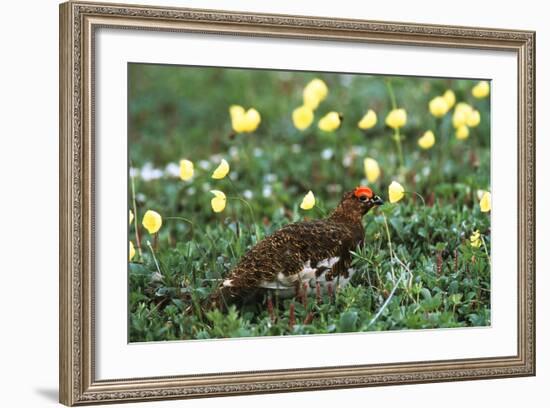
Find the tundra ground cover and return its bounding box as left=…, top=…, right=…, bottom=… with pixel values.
left=128, top=64, right=491, bottom=342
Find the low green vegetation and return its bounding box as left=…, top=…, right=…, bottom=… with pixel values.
left=128, top=64, right=491, bottom=342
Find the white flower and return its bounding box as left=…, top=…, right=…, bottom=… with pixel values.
left=164, top=162, right=180, bottom=177
left=321, top=148, right=334, bottom=160
left=243, top=190, right=254, bottom=199
left=198, top=160, right=211, bottom=170
left=140, top=163, right=163, bottom=181
left=262, top=185, right=273, bottom=198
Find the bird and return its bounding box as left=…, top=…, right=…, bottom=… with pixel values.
left=211, top=186, right=383, bottom=308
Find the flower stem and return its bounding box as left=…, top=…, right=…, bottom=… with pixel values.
left=367, top=271, right=404, bottom=329
left=385, top=79, right=397, bottom=110
left=405, top=191, right=426, bottom=206
left=129, top=163, right=143, bottom=259
left=165, top=216, right=195, bottom=239
left=385, top=80, right=405, bottom=170
left=382, top=214, right=396, bottom=284
left=393, top=129, right=405, bottom=169
left=228, top=196, right=257, bottom=234
left=146, top=240, right=162, bottom=276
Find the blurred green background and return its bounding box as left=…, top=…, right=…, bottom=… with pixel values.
left=128, top=63, right=491, bottom=342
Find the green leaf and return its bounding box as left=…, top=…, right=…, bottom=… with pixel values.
left=338, top=311, right=359, bottom=332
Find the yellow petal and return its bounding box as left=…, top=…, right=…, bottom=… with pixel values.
left=363, top=157, right=381, bottom=183
left=292, top=105, right=314, bottom=130
left=452, top=103, right=473, bottom=128
left=212, top=159, right=230, bottom=179
left=452, top=110, right=467, bottom=128
left=466, top=110, right=481, bottom=128
left=300, top=190, right=316, bottom=210
left=229, top=105, right=247, bottom=133
left=129, top=210, right=134, bottom=225
left=480, top=191, right=491, bottom=212
left=179, top=159, right=194, bottom=181
left=385, top=108, right=407, bottom=129
left=229, top=105, right=245, bottom=120
left=129, top=241, right=136, bottom=261
left=418, top=130, right=435, bottom=150
left=443, top=90, right=456, bottom=109
left=318, top=111, right=341, bottom=132
left=142, top=210, right=162, bottom=234
left=429, top=96, right=449, bottom=118
left=388, top=181, right=405, bottom=203
left=472, top=81, right=490, bottom=99
left=303, top=78, right=328, bottom=110
left=455, top=102, right=473, bottom=115
left=243, top=108, right=261, bottom=132
left=358, top=109, right=377, bottom=130
left=210, top=190, right=227, bottom=213
left=455, top=125, right=470, bottom=140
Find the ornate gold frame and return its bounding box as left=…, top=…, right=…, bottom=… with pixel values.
left=59, top=1, right=536, bottom=405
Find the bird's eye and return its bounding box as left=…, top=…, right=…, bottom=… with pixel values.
left=359, top=195, right=368, bottom=202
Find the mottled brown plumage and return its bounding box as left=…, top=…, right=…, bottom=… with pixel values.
left=212, top=187, right=383, bottom=307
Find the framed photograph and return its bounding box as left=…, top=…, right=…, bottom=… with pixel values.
left=59, top=1, right=535, bottom=405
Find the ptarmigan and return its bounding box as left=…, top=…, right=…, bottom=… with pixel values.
left=212, top=186, right=383, bottom=307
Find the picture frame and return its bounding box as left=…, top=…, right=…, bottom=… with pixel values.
left=59, top=1, right=536, bottom=405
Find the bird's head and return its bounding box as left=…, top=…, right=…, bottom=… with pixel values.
left=329, top=186, right=384, bottom=222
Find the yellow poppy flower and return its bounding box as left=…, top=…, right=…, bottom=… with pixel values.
left=455, top=125, right=470, bottom=140
left=229, top=105, right=261, bottom=133
left=443, top=90, right=456, bottom=109
left=292, top=105, right=314, bottom=130
left=179, top=159, right=194, bottom=181
left=385, top=108, right=407, bottom=129
left=129, top=209, right=134, bottom=225
left=300, top=190, right=316, bottom=210
left=303, top=78, right=328, bottom=110
left=466, top=110, right=481, bottom=127
left=470, top=230, right=482, bottom=248
left=363, top=157, right=381, bottom=183
left=418, top=130, right=435, bottom=149
left=452, top=102, right=473, bottom=128
left=142, top=210, right=162, bottom=234
left=129, top=241, right=136, bottom=261
left=472, top=81, right=490, bottom=99
left=358, top=109, right=377, bottom=130
left=210, top=190, right=227, bottom=213
left=480, top=191, right=491, bottom=212
left=212, top=159, right=230, bottom=179
left=388, top=181, right=405, bottom=203
left=318, top=111, right=341, bottom=132
left=210, top=190, right=227, bottom=212
left=429, top=96, right=449, bottom=118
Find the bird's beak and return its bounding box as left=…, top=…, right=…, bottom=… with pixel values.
left=372, top=195, right=384, bottom=206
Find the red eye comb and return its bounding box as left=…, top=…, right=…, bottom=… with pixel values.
left=354, top=186, right=373, bottom=198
